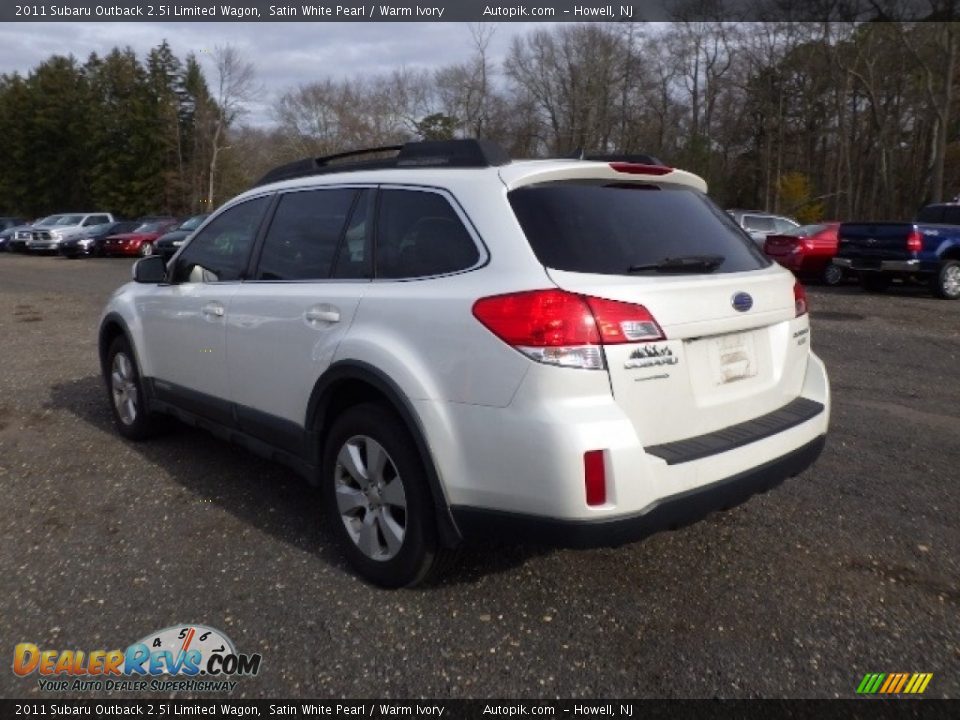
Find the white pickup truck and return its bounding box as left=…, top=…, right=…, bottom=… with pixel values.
left=26, top=213, right=115, bottom=252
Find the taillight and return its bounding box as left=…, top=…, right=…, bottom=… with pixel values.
left=584, top=450, right=606, bottom=506
left=794, top=281, right=808, bottom=317
left=471, top=289, right=664, bottom=370
left=907, top=229, right=922, bottom=253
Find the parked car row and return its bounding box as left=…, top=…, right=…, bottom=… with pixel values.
left=754, top=202, right=960, bottom=299
left=0, top=213, right=210, bottom=259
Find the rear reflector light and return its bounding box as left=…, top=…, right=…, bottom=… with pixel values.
left=609, top=162, right=673, bottom=176
left=906, top=229, right=922, bottom=253
left=472, top=290, right=665, bottom=370
left=584, top=450, right=606, bottom=506
left=584, top=296, right=663, bottom=343
left=794, top=281, right=808, bottom=317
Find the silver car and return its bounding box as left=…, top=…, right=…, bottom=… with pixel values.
left=727, top=209, right=800, bottom=245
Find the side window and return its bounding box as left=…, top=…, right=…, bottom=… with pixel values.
left=774, top=218, right=797, bottom=232
left=172, top=196, right=269, bottom=283
left=917, top=206, right=944, bottom=223
left=375, top=190, right=480, bottom=279
left=743, top=216, right=775, bottom=232
left=942, top=207, right=960, bottom=226
left=332, top=190, right=373, bottom=279
left=256, top=188, right=356, bottom=281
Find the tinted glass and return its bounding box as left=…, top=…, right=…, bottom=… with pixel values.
left=743, top=215, right=776, bottom=232
left=55, top=215, right=85, bottom=225
left=942, top=207, right=960, bottom=225
left=787, top=224, right=826, bottom=237
left=172, top=196, right=269, bottom=283
left=375, top=190, right=479, bottom=279
left=256, top=188, right=356, bottom=281
left=109, top=222, right=140, bottom=235
left=136, top=222, right=168, bottom=233
left=333, top=190, right=373, bottom=279
left=179, top=215, right=208, bottom=231
left=509, top=182, right=767, bottom=275
left=917, top=206, right=944, bottom=223
left=773, top=217, right=799, bottom=232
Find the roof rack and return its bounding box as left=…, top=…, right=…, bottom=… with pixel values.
left=254, top=139, right=511, bottom=187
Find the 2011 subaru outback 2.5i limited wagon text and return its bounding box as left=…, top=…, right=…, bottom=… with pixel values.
left=98, top=140, right=830, bottom=587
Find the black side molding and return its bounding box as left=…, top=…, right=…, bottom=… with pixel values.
left=645, top=397, right=824, bottom=465
left=451, top=435, right=826, bottom=549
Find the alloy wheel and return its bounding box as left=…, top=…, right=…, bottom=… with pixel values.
left=334, top=435, right=407, bottom=561
left=943, top=264, right=960, bottom=297
left=111, top=352, right=139, bottom=426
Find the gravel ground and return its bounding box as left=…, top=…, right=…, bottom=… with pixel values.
left=0, top=253, right=958, bottom=699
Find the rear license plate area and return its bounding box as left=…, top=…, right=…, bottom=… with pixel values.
left=710, top=331, right=758, bottom=385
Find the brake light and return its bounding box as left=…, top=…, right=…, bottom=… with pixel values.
left=907, top=229, right=922, bottom=253
left=472, top=289, right=664, bottom=370
left=609, top=162, right=673, bottom=176
left=794, top=281, right=808, bottom=317
left=584, top=450, right=606, bottom=506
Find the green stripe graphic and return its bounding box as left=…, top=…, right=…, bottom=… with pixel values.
left=856, top=674, right=873, bottom=693
left=868, top=673, right=887, bottom=694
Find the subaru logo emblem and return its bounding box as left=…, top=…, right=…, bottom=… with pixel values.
left=732, top=292, right=753, bottom=312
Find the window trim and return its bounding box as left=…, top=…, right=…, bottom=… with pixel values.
left=243, top=184, right=376, bottom=285
left=167, top=192, right=275, bottom=286
left=371, top=183, right=490, bottom=283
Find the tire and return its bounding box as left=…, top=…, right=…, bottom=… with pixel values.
left=931, top=260, right=960, bottom=300
left=821, top=263, right=844, bottom=286
left=105, top=336, right=160, bottom=441
left=859, top=272, right=889, bottom=293
left=322, top=403, right=449, bottom=588
left=139, top=242, right=154, bottom=257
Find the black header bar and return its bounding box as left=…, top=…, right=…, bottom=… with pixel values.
left=1, top=699, right=958, bottom=719
left=3, top=1, right=958, bottom=23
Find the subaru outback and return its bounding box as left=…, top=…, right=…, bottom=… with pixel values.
left=98, top=140, right=830, bottom=587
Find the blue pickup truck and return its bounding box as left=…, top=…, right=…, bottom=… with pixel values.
left=833, top=203, right=960, bottom=299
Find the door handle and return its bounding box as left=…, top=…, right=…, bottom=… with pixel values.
left=305, top=304, right=341, bottom=324
left=202, top=301, right=225, bottom=319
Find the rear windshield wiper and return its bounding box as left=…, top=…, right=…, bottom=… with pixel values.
left=627, top=255, right=725, bottom=274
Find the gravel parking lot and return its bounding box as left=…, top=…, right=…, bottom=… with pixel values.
left=0, top=253, right=958, bottom=699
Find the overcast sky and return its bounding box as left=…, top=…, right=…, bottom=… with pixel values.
left=0, top=22, right=545, bottom=125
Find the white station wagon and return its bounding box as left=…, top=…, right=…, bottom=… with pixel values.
left=99, top=140, right=830, bottom=587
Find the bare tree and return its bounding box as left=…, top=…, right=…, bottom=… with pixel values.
left=206, top=45, right=257, bottom=207
left=896, top=20, right=958, bottom=202
left=435, top=23, right=498, bottom=138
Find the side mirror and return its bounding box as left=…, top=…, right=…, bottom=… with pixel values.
left=132, top=255, right=167, bottom=284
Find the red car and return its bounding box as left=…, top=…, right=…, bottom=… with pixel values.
left=764, top=222, right=845, bottom=285
left=102, top=219, right=180, bottom=258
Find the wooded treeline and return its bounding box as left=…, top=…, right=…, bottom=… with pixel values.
left=2, top=21, right=958, bottom=223
left=0, top=41, right=224, bottom=219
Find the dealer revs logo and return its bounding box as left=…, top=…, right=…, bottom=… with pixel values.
left=13, top=624, right=261, bottom=692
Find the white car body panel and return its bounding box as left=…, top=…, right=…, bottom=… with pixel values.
left=100, top=148, right=830, bottom=546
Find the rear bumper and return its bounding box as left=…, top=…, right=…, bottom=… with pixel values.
left=452, top=434, right=826, bottom=547
left=103, top=246, right=138, bottom=256
left=834, top=257, right=932, bottom=273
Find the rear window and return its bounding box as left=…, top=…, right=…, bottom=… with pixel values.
left=942, top=206, right=960, bottom=225
left=509, top=182, right=768, bottom=275
left=788, top=224, right=826, bottom=237
left=916, top=205, right=944, bottom=223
